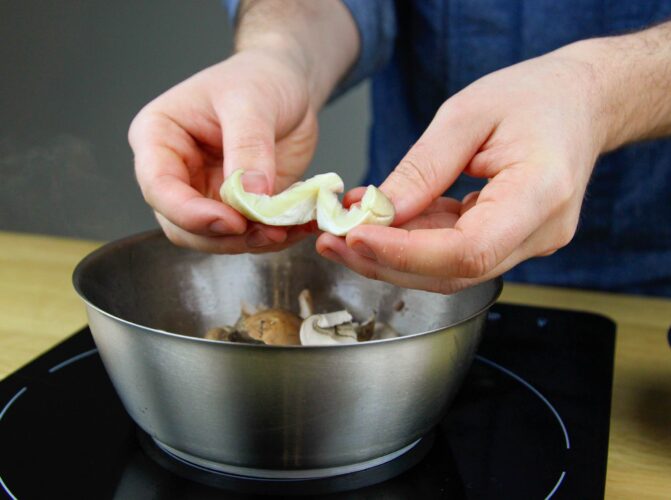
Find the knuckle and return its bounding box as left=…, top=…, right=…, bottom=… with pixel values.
left=458, top=239, right=497, bottom=278
left=394, top=150, right=439, bottom=196
left=230, top=136, right=272, bottom=155
left=160, top=223, right=187, bottom=248
left=555, top=217, right=579, bottom=249
left=557, top=224, right=577, bottom=248
left=551, top=171, right=578, bottom=207
left=127, top=104, right=155, bottom=146
left=436, top=277, right=468, bottom=295
left=358, top=262, right=382, bottom=282
left=436, top=95, right=470, bottom=124
left=388, top=233, right=411, bottom=272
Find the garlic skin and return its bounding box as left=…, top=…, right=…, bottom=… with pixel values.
left=219, top=169, right=395, bottom=236
left=220, top=169, right=343, bottom=226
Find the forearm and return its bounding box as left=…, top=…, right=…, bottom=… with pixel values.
left=561, top=20, right=671, bottom=153
left=235, top=0, right=360, bottom=110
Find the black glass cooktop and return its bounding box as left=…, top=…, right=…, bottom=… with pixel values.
left=0, top=303, right=615, bottom=499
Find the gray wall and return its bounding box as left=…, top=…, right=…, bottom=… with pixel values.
left=0, top=0, right=369, bottom=240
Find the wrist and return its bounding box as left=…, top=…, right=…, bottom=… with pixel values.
left=557, top=24, right=671, bottom=153
left=234, top=0, right=359, bottom=110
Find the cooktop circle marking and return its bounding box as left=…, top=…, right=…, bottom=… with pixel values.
left=545, top=470, right=567, bottom=500
left=2, top=350, right=574, bottom=498
left=475, top=355, right=571, bottom=450
left=0, top=386, right=27, bottom=500
left=48, top=348, right=98, bottom=373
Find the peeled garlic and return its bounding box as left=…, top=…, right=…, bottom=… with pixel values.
left=316, top=184, right=395, bottom=236
left=219, top=169, right=395, bottom=235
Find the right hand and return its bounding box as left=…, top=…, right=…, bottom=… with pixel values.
left=128, top=48, right=319, bottom=253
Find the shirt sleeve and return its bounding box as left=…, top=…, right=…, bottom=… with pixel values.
left=221, top=0, right=397, bottom=97
left=222, top=0, right=240, bottom=24
left=334, top=0, right=397, bottom=96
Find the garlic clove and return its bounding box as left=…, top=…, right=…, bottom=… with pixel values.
left=316, top=185, right=395, bottom=236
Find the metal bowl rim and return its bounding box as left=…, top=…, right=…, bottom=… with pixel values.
left=73, top=229, right=503, bottom=350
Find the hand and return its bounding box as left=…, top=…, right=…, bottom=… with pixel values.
left=317, top=43, right=611, bottom=293
left=129, top=48, right=319, bottom=253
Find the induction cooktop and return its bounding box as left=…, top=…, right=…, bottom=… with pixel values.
left=0, top=303, right=615, bottom=499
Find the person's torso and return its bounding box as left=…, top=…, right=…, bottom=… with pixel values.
left=365, top=0, right=671, bottom=296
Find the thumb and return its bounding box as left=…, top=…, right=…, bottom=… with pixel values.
left=380, top=100, right=494, bottom=224
left=221, top=111, right=277, bottom=195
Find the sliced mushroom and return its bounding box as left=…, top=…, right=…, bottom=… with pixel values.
left=204, top=325, right=265, bottom=344
left=300, top=310, right=359, bottom=346
left=204, top=326, right=234, bottom=341
left=237, top=308, right=302, bottom=346
left=356, top=314, right=377, bottom=342
left=298, top=289, right=314, bottom=319
left=371, top=322, right=400, bottom=340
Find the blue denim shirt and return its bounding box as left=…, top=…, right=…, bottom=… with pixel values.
left=225, top=0, right=671, bottom=296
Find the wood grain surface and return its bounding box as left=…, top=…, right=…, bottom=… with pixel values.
left=1, top=230, right=670, bottom=498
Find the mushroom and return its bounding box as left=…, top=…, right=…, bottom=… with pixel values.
left=299, top=310, right=359, bottom=346
left=298, top=288, right=314, bottom=319
left=204, top=326, right=233, bottom=341
left=356, top=314, right=377, bottom=342
left=204, top=325, right=264, bottom=344
left=237, top=308, right=302, bottom=346
left=371, top=322, right=400, bottom=340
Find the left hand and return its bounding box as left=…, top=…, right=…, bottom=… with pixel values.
left=317, top=41, right=611, bottom=294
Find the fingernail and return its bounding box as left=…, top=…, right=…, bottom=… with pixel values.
left=209, top=220, right=232, bottom=234
left=351, top=242, right=376, bottom=260
left=241, top=170, right=269, bottom=194
left=247, top=229, right=272, bottom=247
left=320, top=249, right=343, bottom=264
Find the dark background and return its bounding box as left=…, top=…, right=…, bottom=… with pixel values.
left=0, top=0, right=369, bottom=240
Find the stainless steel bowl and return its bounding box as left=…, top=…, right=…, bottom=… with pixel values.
left=73, top=230, right=501, bottom=478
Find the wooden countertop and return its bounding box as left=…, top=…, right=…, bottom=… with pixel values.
left=1, top=230, right=670, bottom=498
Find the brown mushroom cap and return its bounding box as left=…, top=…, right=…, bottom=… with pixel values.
left=239, top=308, right=302, bottom=346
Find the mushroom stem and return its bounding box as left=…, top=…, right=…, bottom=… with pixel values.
left=298, top=289, right=314, bottom=319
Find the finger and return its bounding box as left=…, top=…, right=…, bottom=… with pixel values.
left=219, top=105, right=277, bottom=194
left=317, top=234, right=474, bottom=294
left=131, top=114, right=247, bottom=236
left=460, top=191, right=480, bottom=215
left=379, top=98, right=496, bottom=224
left=318, top=232, right=534, bottom=294
left=397, top=211, right=460, bottom=231
left=393, top=197, right=462, bottom=231
left=157, top=213, right=308, bottom=254
left=343, top=187, right=367, bottom=208
left=345, top=192, right=461, bottom=223
left=419, top=197, right=462, bottom=215
left=346, top=171, right=548, bottom=279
